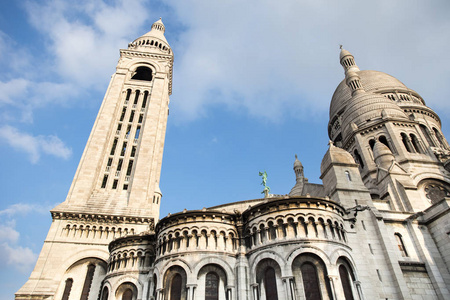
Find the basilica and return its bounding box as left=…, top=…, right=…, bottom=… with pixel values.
left=16, top=19, right=450, bottom=300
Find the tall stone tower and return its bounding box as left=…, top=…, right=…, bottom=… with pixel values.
left=16, top=19, right=173, bottom=300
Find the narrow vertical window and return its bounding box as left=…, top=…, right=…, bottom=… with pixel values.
left=61, top=278, right=73, bottom=300
left=123, top=184, right=128, bottom=190
left=101, top=175, right=108, bottom=188
left=170, top=274, right=182, bottom=300
left=339, top=265, right=355, bottom=300
left=401, top=133, right=413, bottom=152
left=120, top=107, right=126, bottom=121
left=112, top=180, right=118, bottom=189
left=138, top=114, right=143, bottom=123
left=134, top=90, right=140, bottom=105
left=125, top=125, right=131, bottom=138
left=110, top=138, right=118, bottom=155
left=301, top=263, right=321, bottom=300
left=135, top=126, right=141, bottom=139
left=369, top=139, right=376, bottom=150
left=116, top=123, right=122, bottom=134
left=131, top=146, right=136, bottom=157
left=345, top=170, right=352, bottom=181
left=117, top=159, right=123, bottom=171
left=395, top=233, right=408, bottom=257
left=420, top=124, right=435, bottom=147
left=107, top=158, right=113, bottom=167
left=142, top=91, right=148, bottom=108
left=80, top=264, right=96, bottom=300
left=120, top=142, right=127, bottom=156
left=410, top=134, right=423, bottom=153
left=129, top=111, right=135, bottom=122
left=126, top=160, right=133, bottom=176
left=205, top=272, right=219, bottom=300
left=101, top=286, right=109, bottom=300
left=125, top=89, right=131, bottom=101
left=264, top=267, right=278, bottom=300
left=433, top=128, right=447, bottom=148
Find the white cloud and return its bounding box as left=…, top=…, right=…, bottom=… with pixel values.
left=166, top=0, right=450, bottom=121
left=0, top=125, right=72, bottom=163
left=0, top=242, right=37, bottom=273
left=0, top=203, right=51, bottom=217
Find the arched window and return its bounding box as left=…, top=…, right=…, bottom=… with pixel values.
left=301, top=263, right=321, bottom=300
left=395, top=233, right=408, bottom=257
left=153, top=274, right=157, bottom=298
left=433, top=128, right=447, bottom=149
left=410, top=134, right=423, bottom=153
left=61, top=278, right=73, bottom=300
left=264, top=267, right=279, bottom=300
left=131, top=66, right=153, bottom=81
left=339, top=265, right=355, bottom=300
left=401, top=133, right=413, bottom=153
left=80, top=264, right=96, bottom=300
left=420, top=124, right=435, bottom=147
left=101, top=286, right=109, bottom=300
left=122, top=288, right=133, bottom=300
left=369, top=139, right=376, bottom=150
left=205, top=272, right=219, bottom=300
left=379, top=135, right=392, bottom=152
left=170, top=274, right=182, bottom=300
left=345, top=170, right=352, bottom=181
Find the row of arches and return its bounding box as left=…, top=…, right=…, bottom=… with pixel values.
left=133, top=39, right=171, bottom=53
left=245, top=217, right=346, bottom=249
left=61, top=224, right=135, bottom=239
left=253, top=254, right=358, bottom=300
left=158, top=229, right=237, bottom=255
left=108, top=250, right=154, bottom=273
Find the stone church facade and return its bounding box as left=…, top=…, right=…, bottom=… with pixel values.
left=16, top=19, right=450, bottom=300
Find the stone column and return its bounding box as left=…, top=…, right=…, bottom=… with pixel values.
left=328, top=275, right=339, bottom=300
left=354, top=280, right=365, bottom=300
left=251, top=283, right=259, bottom=300
left=186, top=284, right=197, bottom=300
left=282, top=276, right=295, bottom=300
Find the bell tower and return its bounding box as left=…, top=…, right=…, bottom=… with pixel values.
left=16, top=19, right=173, bottom=300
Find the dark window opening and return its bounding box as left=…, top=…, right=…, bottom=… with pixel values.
left=125, top=89, right=131, bottom=101
left=117, top=159, right=123, bottom=171
left=301, top=263, right=321, bottom=300
left=61, top=278, right=73, bottom=300
left=110, top=138, right=118, bottom=155
left=354, top=149, right=364, bottom=169
left=107, top=158, right=113, bottom=167
left=129, top=111, right=135, bottom=122
left=420, top=124, right=435, bottom=147
left=264, top=267, right=278, bottom=300
left=131, top=146, right=136, bottom=157
left=120, top=107, right=126, bottom=121
left=138, top=114, right=143, bottom=123
left=134, top=90, right=140, bottom=105
left=126, top=125, right=131, bottom=138
left=135, top=126, right=141, bottom=139
left=142, top=91, right=148, bottom=108
left=379, top=136, right=392, bottom=152
left=80, top=264, right=96, bottom=300
left=369, top=139, right=376, bottom=150
left=170, top=274, right=182, bottom=300
left=205, top=272, right=219, bottom=300
left=112, top=180, right=118, bottom=189
left=120, top=142, right=127, bottom=156
left=101, top=286, right=109, bottom=300
left=410, top=134, right=423, bottom=153
left=395, top=233, right=408, bottom=257
left=123, top=184, right=128, bottom=190
left=126, top=160, right=133, bottom=176
left=117, top=123, right=122, bottom=133
left=401, top=133, right=413, bottom=153
left=101, top=175, right=108, bottom=188
left=131, top=66, right=153, bottom=81
left=339, top=265, right=355, bottom=300
left=122, top=288, right=133, bottom=300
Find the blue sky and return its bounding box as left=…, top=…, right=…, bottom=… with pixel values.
left=1, top=0, right=450, bottom=298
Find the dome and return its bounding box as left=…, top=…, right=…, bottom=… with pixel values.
left=340, top=92, right=408, bottom=138
left=129, top=19, right=171, bottom=54
left=372, top=141, right=394, bottom=169
left=320, top=142, right=356, bottom=175
left=330, top=70, right=410, bottom=119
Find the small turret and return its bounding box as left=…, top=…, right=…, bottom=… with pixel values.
left=340, top=46, right=364, bottom=96
left=290, top=154, right=307, bottom=196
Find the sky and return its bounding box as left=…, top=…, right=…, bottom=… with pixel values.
left=1, top=0, right=450, bottom=298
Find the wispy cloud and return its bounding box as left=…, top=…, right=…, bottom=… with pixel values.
left=0, top=125, right=72, bottom=163
left=0, top=203, right=51, bottom=274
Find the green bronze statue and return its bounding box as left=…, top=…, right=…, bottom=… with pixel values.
left=259, top=170, right=270, bottom=197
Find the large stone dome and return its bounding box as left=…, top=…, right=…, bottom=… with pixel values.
left=330, top=70, right=411, bottom=119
